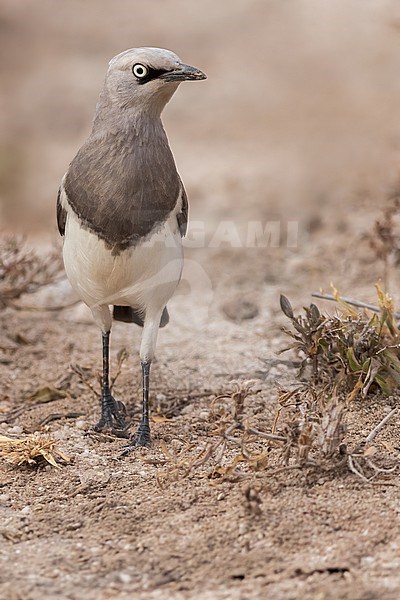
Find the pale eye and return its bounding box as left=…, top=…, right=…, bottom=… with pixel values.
left=132, top=63, right=149, bottom=79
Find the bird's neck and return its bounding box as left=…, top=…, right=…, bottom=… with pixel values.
left=93, top=109, right=167, bottom=145
left=92, top=91, right=168, bottom=142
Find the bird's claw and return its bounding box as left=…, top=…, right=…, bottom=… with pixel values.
left=120, top=421, right=151, bottom=455
left=93, top=396, right=129, bottom=438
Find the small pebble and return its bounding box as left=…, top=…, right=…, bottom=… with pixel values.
left=111, top=470, right=123, bottom=478
left=8, top=425, right=23, bottom=435
left=117, top=572, right=132, bottom=585
left=238, top=522, right=247, bottom=536
left=222, top=298, right=259, bottom=322
left=21, top=506, right=31, bottom=515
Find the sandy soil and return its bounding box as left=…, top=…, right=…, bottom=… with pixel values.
left=1, top=2, right=400, bottom=599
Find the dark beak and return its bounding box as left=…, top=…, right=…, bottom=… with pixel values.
left=160, top=63, right=207, bottom=82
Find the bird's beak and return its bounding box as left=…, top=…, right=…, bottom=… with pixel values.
left=160, top=64, right=207, bottom=82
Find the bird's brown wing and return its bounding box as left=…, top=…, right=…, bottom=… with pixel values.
left=64, top=131, right=180, bottom=253
left=177, top=177, right=188, bottom=238
left=56, top=188, right=67, bottom=236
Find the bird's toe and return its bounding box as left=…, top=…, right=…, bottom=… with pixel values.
left=120, top=422, right=151, bottom=455
left=93, top=396, right=129, bottom=437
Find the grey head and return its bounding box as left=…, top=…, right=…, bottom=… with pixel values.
left=96, top=47, right=206, bottom=119
left=62, top=48, right=205, bottom=253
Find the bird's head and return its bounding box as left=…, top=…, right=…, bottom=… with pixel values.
left=102, top=47, right=206, bottom=115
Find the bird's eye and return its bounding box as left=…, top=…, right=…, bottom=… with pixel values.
left=132, top=64, right=149, bottom=79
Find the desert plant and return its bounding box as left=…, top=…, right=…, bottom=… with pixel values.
left=0, top=236, right=61, bottom=309
left=280, top=290, right=400, bottom=399
left=367, top=198, right=400, bottom=291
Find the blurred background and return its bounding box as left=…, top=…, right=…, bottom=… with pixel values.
left=2, top=4, right=400, bottom=595
left=2, top=0, right=400, bottom=232
left=2, top=0, right=400, bottom=308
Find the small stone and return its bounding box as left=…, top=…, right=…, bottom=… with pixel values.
left=79, top=469, right=110, bottom=486
left=238, top=522, right=247, bottom=536
left=75, top=420, right=87, bottom=429
left=8, top=425, right=23, bottom=435
left=21, top=506, right=31, bottom=515
left=117, top=572, right=132, bottom=584
left=222, top=298, right=259, bottom=322
left=0, top=494, right=10, bottom=505
left=111, top=470, right=123, bottom=478
left=217, top=493, right=225, bottom=501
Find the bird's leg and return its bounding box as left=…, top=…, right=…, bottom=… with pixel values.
left=138, top=360, right=152, bottom=445
left=121, top=311, right=162, bottom=455
left=134, top=360, right=152, bottom=446
left=93, top=332, right=128, bottom=437
left=121, top=360, right=152, bottom=454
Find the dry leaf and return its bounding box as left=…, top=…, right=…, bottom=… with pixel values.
left=381, top=441, right=396, bottom=453
left=14, top=333, right=30, bottom=345
left=27, top=386, right=68, bottom=404
left=363, top=445, right=378, bottom=457
left=151, top=415, right=174, bottom=423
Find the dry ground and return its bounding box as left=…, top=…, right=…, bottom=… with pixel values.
left=1, top=2, right=400, bottom=599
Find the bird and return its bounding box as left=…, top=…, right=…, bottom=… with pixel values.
left=56, top=47, right=206, bottom=448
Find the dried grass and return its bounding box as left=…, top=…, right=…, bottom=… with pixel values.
left=0, top=236, right=61, bottom=309
left=0, top=434, right=69, bottom=468
left=156, top=374, right=398, bottom=486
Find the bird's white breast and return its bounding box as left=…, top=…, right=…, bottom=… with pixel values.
left=62, top=207, right=184, bottom=315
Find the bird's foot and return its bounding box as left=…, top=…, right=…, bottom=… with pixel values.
left=93, top=395, right=129, bottom=438
left=120, top=420, right=151, bottom=455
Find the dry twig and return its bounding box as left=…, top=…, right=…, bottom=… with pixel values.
left=0, top=237, right=61, bottom=309
left=311, top=292, right=400, bottom=320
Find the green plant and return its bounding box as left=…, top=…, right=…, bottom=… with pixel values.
left=280, top=290, right=400, bottom=399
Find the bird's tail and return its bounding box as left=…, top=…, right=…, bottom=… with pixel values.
left=113, top=306, right=169, bottom=328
